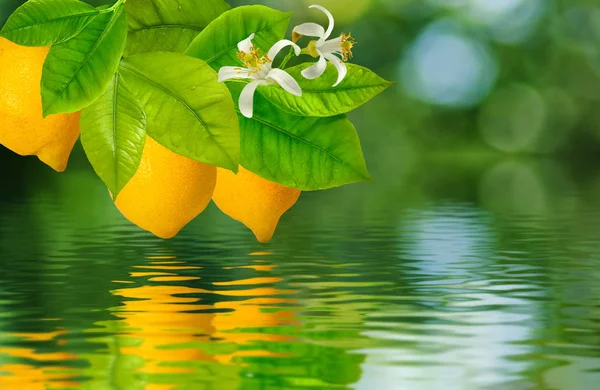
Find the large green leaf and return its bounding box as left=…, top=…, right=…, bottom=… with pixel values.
left=185, top=5, right=291, bottom=70
left=259, top=63, right=394, bottom=117
left=228, top=83, right=372, bottom=191
left=124, top=0, right=230, bottom=55
left=41, top=6, right=128, bottom=116
left=0, top=0, right=98, bottom=46
left=119, top=52, right=240, bottom=171
left=80, top=72, right=147, bottom=198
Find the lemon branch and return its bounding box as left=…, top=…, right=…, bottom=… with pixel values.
left=99, top=0, right=127, bottom=14
left=279, top=47, right=295, bottom=69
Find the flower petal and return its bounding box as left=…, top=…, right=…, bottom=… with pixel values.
left=218, top=66, right=251, bottom=82
left=293, top=22, right=326, bottom=39
left=237, top=33, right=255, bottom=53
left=319, top=36, right=343, bottom=55
left=301, top=55, right=327, bottom=80
left=267, top=39, right=301, bottom=62
left=239, top=80, right=266, bottom=118
left=309, top=5, right=335, bottom=40
left=267, top=68, right=302, bottom=97
left=324, top=53, right=347, bottom=87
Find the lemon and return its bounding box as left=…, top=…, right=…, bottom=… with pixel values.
left=0, top=38, right=80, bottom=172
left=212, top=166, right=301, bottom=243
left=115, top=137, right=217, bottom=239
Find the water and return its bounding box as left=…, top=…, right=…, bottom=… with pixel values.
left=1, top=156, right=600, bottom=389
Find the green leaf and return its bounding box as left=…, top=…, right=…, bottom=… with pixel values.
left=0, top=0, right=98, bottom=47
left=80, top=72, right=147, bottom=198
left=41, top=6, right=128, bottom=116
left=119, top=52, right=240, bottom=171
left=259, top=63, right=394, bottom=117
left=124, top=0, right=230, bottom=56
left=228, top=83, right=372, bottom=191
left=185, top=5, right=291, bottom=70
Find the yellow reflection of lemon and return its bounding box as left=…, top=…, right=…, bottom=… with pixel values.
left=211, top=276, right=298, bottom=364
left=114, top=284, right=217, bottom=371
left=109, top=259, right=220, bottom=382
left=6, top=260, right=299, bottom=389
left=0, top=330, right=78, bottom=389
left=0, top=38, right=80, bottom=172
left=105, top=259, right=298, bottom=384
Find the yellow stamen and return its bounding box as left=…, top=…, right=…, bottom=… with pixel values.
left=341, top=33, right=356, bottom=62
left=236, top=45, right=271, bottom=73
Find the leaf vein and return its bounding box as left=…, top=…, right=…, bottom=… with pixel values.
left=239, top=109, right=368, bottom=182
left=1, top=10, right=97, bottom=33
left=128, top=24, right=204, bottom=33
left=44, top=8, right=123, bottom=115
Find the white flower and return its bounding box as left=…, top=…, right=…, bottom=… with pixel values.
left=218, top=34, right=302, bottom=118
left=293, top=5, right=357, bottom=87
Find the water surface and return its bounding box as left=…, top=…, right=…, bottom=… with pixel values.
left=1, top=156, right=600, bottom=389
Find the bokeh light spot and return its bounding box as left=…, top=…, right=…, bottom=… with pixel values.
left=401, top=20, right=498, bottom=108
left=479, top=84, right=546, bottom=153
left=426, top=0, right=546, bottom=44
left=470, top=0, right=546, bottom=44
left=479, top=161, right=547, bottom=216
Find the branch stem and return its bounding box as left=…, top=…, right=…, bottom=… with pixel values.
left=99, top=0, right=127, bottom=14
left=279, top=47, right=295, bottom=69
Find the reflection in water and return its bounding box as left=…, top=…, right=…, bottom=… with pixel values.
left=2, top=158, right=600, bottom=389
left=113, top=258, right=297, bottom=369
left=0, top=253, right=303, bottom=389
left=85, top=256, right=299, bottom=389
left=0, top=329, right=78, bottom=389
left=359, top=210, right=536, bottom=389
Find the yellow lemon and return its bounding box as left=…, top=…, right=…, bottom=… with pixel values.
left=212, top=166, right=301, bottom=243
left=115, top=137, right=217, bottom=239
left=0, top=38, right=80, bottom=172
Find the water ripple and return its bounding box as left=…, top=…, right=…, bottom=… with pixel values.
left=1, top=189, right=600, bottom=389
